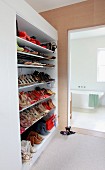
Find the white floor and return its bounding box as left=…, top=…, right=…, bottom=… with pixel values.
left=31, top=131, right=105, bottom=170
left=70, top=106, right=105, bottom=132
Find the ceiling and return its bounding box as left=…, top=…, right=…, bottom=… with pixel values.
left=25, top=0, right=87, bottom=13
left=70, top=26, right=105, bottom=39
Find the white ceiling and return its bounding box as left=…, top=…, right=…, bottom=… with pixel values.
left=70, top=26, right=105, bottom=39
left=25, top=0, right=87, bottom=13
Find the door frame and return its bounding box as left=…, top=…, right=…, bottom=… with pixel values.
left=67, top=25, right=105, bottom=127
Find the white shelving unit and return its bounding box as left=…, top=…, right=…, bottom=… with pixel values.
left=16, top=9, right=58, bottom=170
left=0, top=1, right=58, bottom=170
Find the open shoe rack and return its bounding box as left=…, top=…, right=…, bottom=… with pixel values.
left=0, top=1, right=58, bottom=170
left=17, top=14, right=58, bottom=170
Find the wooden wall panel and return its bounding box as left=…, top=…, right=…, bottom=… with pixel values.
left=40, top=0, right=105, bottom=130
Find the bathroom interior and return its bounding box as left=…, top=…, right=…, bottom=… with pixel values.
left=69, top=26, right=105, bottom=132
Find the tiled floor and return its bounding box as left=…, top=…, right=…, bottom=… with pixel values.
left=70, top=106, right=105, bottom=132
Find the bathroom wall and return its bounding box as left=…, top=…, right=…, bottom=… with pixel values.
left=71, top=35, right=105, bottom=109
left=71, top=35, right=105, bottom=91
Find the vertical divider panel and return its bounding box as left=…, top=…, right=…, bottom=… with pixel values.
left=0, top=1, right=22, bottom=170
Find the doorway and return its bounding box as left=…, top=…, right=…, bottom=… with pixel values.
left=68, top=26, right=105, bottom=133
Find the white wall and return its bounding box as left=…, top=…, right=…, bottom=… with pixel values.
left=71, top=36, right=105, bottom=91
left=71, top=35, right=105, bottom=108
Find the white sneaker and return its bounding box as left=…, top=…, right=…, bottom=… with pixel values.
left=30, top=145, right=37, bottom=153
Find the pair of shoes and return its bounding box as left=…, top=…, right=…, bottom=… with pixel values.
left=47, top=99, right=55, bottom=109
left=27, top=131, right=43, bottom=145
left=34, top=122, right=49, bottom=136
left=42, top=102, right=51, bottom=110
left=19, top=91, right=32, bottom=109
left=65, top=126, right=76, bottom=135
left=21, top=140, right=36, bottom=162
left=20, top=99, right=52, bottom=131
left=41, top=42, right=57, bottom=51
left=24, top=46, right=38, bottom=55
left=19, top=31, right=31, bottom=41
left=30, top=36, right=41, bottom=45
left=20, top=127, right=25, bottom=134
left=18, top=74, right=35, bottom=87
left=17, top=43, right=24, bottom=52
left=38, top=103, right=49, bottom=114
left=20, top=107, right=41, bottom=130
left=46, top=56, right=56, bottom=60
left=37, top=52, right=56, bottom=60
left=19, top=88, right=55, bottom=110
left=28, top=131, right=43, bottom=141
left=33, top=71, right=55, bottom=82
left=20, top=112, right=33, bottom=128
left=17, top=43, right=39, bottom=55
left=18, top=31, right=41, bottom=45
left=60, top=127, right=76, bottom=136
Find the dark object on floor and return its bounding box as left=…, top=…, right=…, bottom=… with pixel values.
left=60, top=126, right=75, bottom=136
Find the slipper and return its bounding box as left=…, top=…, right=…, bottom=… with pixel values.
left=60, top=131, right=68, bottom=135
left=60, top=130, right=76, bottom=135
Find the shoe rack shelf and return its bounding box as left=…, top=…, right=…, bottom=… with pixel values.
left=17, top=37, right=55, bottom=54
left=16, top=11, right=58, bottom=170
left=21, top=107, right=56, bottom=135
left=18, top=64, right=54, bottom=69
left=22, top=127, right=56, bottom=170
left=19, top=94, right=55, bottom=113
left=0, top=1, right=58, bottom=170
left=17, top=51, right=55, bottom=61
left=18, top=81, right=55, bottom=91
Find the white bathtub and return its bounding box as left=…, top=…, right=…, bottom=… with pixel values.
left=71, top=90, right=104, bottom=109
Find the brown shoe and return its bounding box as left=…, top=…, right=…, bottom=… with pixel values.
left=28, top=131, right=43, bottom=141
left=27, top=135, right=41, bottom=145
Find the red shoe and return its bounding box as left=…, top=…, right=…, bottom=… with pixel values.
left=18, top=31, right=30, bottom=41
left=30, top=37, right=36, bottom=44
left=35, top=39, right=41, bottom=45
left=42, top=102, right=51, bottom=110
left=30, top=36, right=41, bottom=45
left=20, top=127, right=25, bottom=134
